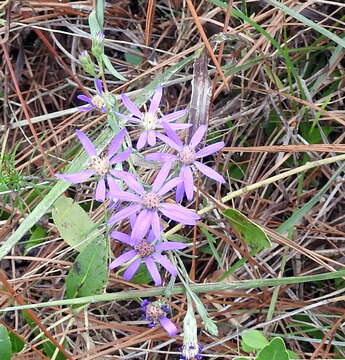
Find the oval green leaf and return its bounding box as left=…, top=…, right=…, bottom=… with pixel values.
left=242, top=330, right=269, bottom=350
left=256, top=337, right=289, bottom=360
left=223, top=208, right=271, bottom=254
left=52, top=196, right=98, bottom=252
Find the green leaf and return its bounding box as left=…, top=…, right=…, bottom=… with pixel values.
left=125, top=52, right=142, bottom=66
left=52, top=196, right=98, bottom=252
left=241, top=339, right=256, bottom=353
left=256, top=337, right=289, bottom=360
left=88, top=10, right=101, bottom=38
left=95, top=0, right=105, bottom=30
left=199, top=226, right=222, bottom=268
left=242, top=330, right=269, bottom=350
left=234, top=358, right=248, bottom=360
left=24, top=226, right=47, bottom=255
left=0, top=325, right=12, bottom=360
left=130, top=263, right=152, bottom=284
left=102, top=54, right=127, bottom=81
left=223, top=208, right=271, bottom=254
left=65, top=235, right=108, bottom=300
left=8, top=333, right=24, bottom=353
left=42, top=340, right=66, bottom=360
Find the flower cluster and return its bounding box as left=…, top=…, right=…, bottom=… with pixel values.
left=57, top=81, right=224, bottom=343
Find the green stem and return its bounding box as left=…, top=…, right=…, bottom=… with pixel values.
left=2, top=269, right=345, bottom=312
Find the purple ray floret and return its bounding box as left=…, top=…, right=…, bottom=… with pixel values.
left=56, top=129, right=131, bottom=202
left=140, top=299, right=178, bottom=336
left=146, top=124, right=225, bottom=202
left=109, top=228, right=187, bottom=286
left=108, top=163, right=200, bottom=237
left=117, top=86, right=190, bottom=149
left=77, top=78, right=107, bottom=112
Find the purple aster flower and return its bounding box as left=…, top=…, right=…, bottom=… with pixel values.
left=140, top=299, right=178, bottom=336
left=109, top=228, right=187, bottom=286
left=117, top=86, right=190, bottom=149
left=56, top=129, right=131, bottom=202
left=108, top=162, right=200, bottom=238
left=146, top=124, right=225, bottom=202
left=77, top=78, right=107, bottom=112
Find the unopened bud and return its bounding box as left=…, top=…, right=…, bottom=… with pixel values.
left=79, top=51, right=96, bottom=76
left=91, top=32, right=105, bottom=59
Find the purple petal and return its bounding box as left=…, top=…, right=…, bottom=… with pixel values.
left=157, top=177, right=181, bottom=196
left=155, top=242, right=187, bottom=251
left=145, top=153, right=177, bottom=163
left=145, top=257, right=162, bottom=286
left=114, top=112, right=138, bottom=123
left=160, top=203, right=200, bottom=225
left=123, top=257, right=142, bottom=280
left=131, top=209, right=153, bottom=241
left=147, top=130, right=157, bottom=146
left=77, top=95, right=93, bottom=104
left=110, top=169, right=131, bottom=180
left=175, top=181, right=185, bottom=202
left=95, top=78, right=103, bottom=95
left=78, top=105, right=94, bottom=112
left=109, top=250, right=137, bottom=270
left=121, top=93, right=142, bottom=118
left=181, top=165, right=194, bottom=201
left=159, top=316, right=178, bottom=336
left=95, top=178, right=106, bottom=202
left=108, top=204, right=142, bottom=225
left=55, top=170, right=94, bottom=184
left=151, top=211, right=161, bottom=239
left=148, top=86, right=162, bottom=115
left=167, top=123, right=192, bottom=130
left=152, top=253, right=177, bottom=277
left=75, top=130, right=97, bottom=156
left=161, top=124, right=183, bottom=148
left=110, top=231, right=132, bottom=245
left=137, top=131, right=148, bottom=150
left=155, top=133, right=182, bottom=152
left=109, top=147, right=132, bottom=165
left=109, top=190, right=141, bottom=203
left=129, top=214, right=137, bottom=230
left=116, top=172, right=145, bottom=195
left=107, top=129, right=126, bottom=159
left=196, top=141, right=225, bottom=158
left=147, top=230, right=158, bottom=243
left=152, top=162, right=172, bottom=193
left=194, top=161, right=225, bottom=183
left=107, top=175, right=120, bottom=194
left=189, top=125, right=207, bottom=148
left=160, top=109, right=189, bottom=123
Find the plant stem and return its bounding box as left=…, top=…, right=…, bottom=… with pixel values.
left=2, top=269, right=345, bottom=312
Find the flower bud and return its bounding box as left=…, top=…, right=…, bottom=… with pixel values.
left=79, top=51, right=96, bottom=76
left=91, top=32, right=105, bottom=59
left=180, top=305, right=203, bottom=360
